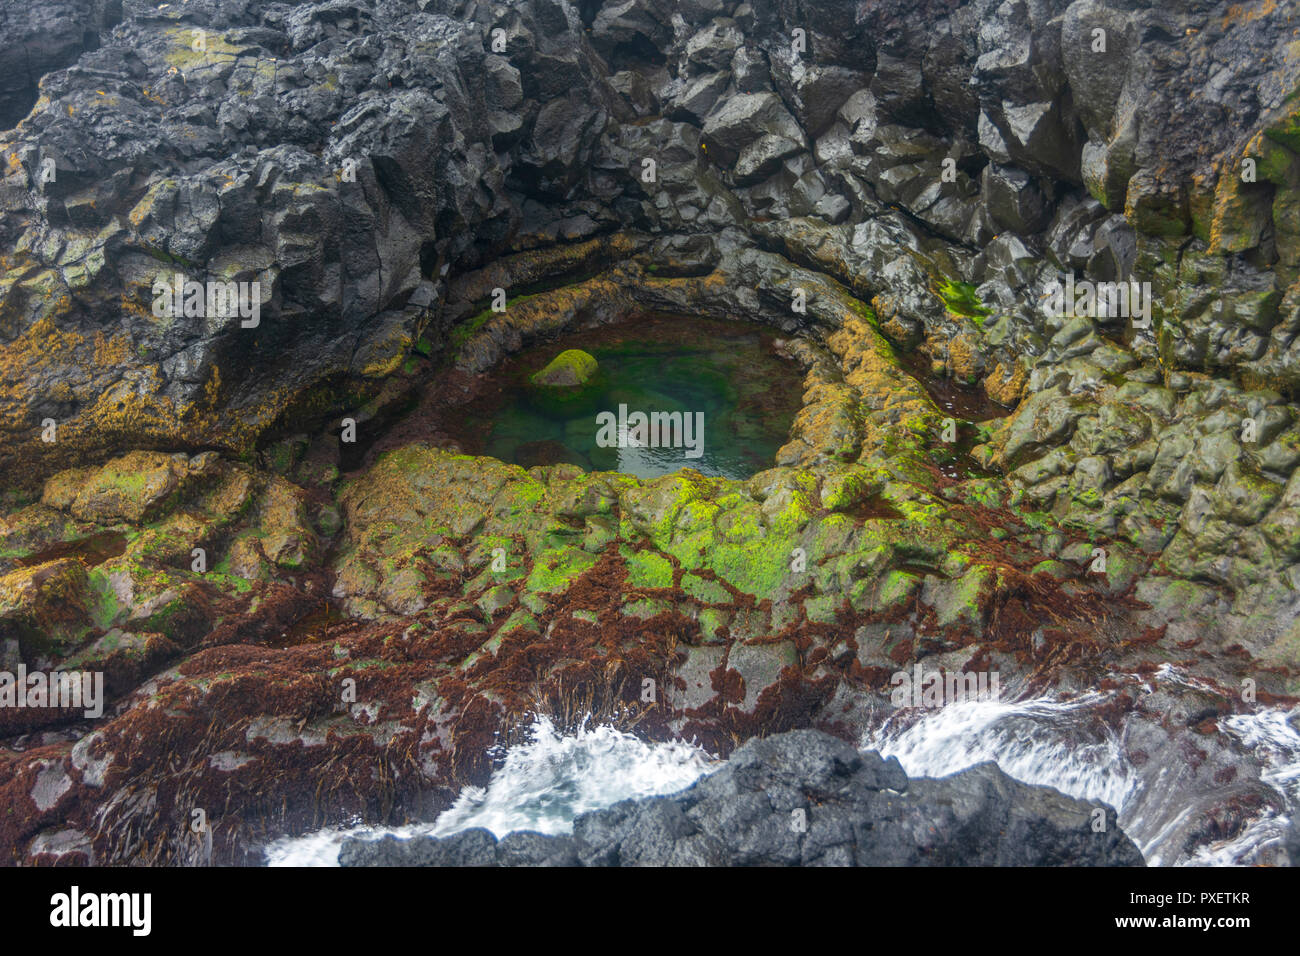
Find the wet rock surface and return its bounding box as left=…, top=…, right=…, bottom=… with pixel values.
left=337, top=728, right=1144, bottom=866
left=0, top=0, right=1298, bottom=866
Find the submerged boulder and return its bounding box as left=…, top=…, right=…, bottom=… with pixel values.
left=527, top=349, right=604, bottom=416
left=530, top=349, right=600, bottom=389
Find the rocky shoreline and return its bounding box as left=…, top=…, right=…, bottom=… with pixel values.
left=337, top=729, right=1146, bottom=866
left=0, top=0, right=1298, bottom=866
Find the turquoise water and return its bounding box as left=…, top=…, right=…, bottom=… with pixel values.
left=469, top=317, right=803, bottom=480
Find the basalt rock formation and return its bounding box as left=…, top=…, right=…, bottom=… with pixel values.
left=1, top=0, right=1299, bottom=866
left=336, top=729, right=1146, bottom=866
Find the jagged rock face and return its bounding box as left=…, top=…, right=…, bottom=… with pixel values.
left=1, top=0, right=1299, bottom=867
left=0, top=0, right=615, bottom=485
left=0, top=0, right=124, bottom=130
left=337, top=729, right=1145, bottom=866
left=1, top=0, right=1298, bottom=489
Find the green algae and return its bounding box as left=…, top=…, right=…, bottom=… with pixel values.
left=525, top=546, right=598, bottom=595
left=530, top=349, right=599, bottom=388
left=680, top=572, right=730, bottom=605
left=937, top=280, right=991, bottom=328
left=624, top=547, right=675, bottom=588
left=863, top=569, right=922, bottom=611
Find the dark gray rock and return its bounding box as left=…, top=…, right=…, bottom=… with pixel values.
left=339, top=730, right=1145, bottom=866
left=1060, top=0, right=1132, bottom=141
left=0, top=0, right=123, bottom=131
left=682, top=19, right=744, bottom=74
left=730, top=46, right=771, bottom=94
left=983, top=162, right=1051, bottom=234
left=3, top=0, right=1299, bottom=496
left=590, top=0, right=675, bottom=67
left=701, top=91, right=805, bottom=166
left=668, top=70, right=730, bottom=125
left=340, top=826, right=500, bottom=866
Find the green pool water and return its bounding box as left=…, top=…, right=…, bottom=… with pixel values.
left=469, top=316, right=803, bottom=480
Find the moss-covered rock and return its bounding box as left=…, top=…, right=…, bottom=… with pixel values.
left=50, top=452, right=193, bottom=525
left=0, top=558, right=94, bottom=657
left=625, top=548, right=675, bottom=589
left=530, top=349, right=599, bottom=388
left=526, top=349, right=604, bottom=417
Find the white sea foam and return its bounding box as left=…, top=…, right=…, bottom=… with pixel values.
left=264, top=715, right=717, bottom=867
left=863, top=683, right=1300, bottom=866
left=1185, top=707, right=1300, bottom=866
left=863, top=691, right=1135, bottom=812
left=266, top=688, right=1300, bottom=867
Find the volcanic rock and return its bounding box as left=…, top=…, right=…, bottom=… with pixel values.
left=338, top=729, right=1145, bottom=867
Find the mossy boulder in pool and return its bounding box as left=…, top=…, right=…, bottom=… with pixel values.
left=531, top=349, right=599, bottom=387
left=527, top=349, right=605, bottom=416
